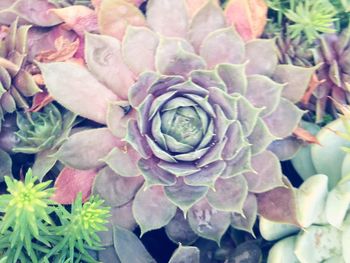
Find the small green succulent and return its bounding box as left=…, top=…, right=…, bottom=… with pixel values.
left=48, top=194, right=110, bottom=262
left=0, top=169, right=54, bottom=262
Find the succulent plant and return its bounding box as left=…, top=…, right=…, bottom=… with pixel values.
left=262, top=174, right=350, bottom=263
left=311, top=27, right=350, bottom=121
left=40, top=0, right=315, bottom=244
left=0, top=18, right=42, bottom=128
left=49, top=0, right=92, bottom=7
left=0, top=169, right=55, bottom=263
left=11, top=103, right=78, bottom=180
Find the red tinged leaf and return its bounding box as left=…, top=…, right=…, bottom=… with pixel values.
left=257, top=178, right=300, bottom=226
left=52, top=167, right=98, bottom=204
left=301, top=73, right=325, bottom=104
left=224, top=0, right=268, bottom=41
left=28, top=91, right=53, bottom=112
left=293, top=126, right=321, bottom=145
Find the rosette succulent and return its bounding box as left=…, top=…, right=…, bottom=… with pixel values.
left=40, top=0, right=315, bottom=243
left=262, top=174, right=350, bottom=263
left=0, top=19, right=42, bottom=128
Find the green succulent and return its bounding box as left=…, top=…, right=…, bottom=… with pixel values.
left=0, top=169, right=54, bottom=263
left=47, top=194, right=110, bottom=263
left=12, top=103, right=77, bottom=180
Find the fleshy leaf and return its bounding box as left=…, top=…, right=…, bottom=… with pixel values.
left=85, top=33, right=134, bottom=100
left=52, top=167, right=97, bottom=205
left=168, top=245, right=200, bottom=263
left=138, top=158, right=176, bottom=187
left=107, top=101, right=135, bottom=138
left=231, top=193, right=257, bottom=234
left=244, top=151, right=284, bottom=193
left=248, top=119, right=277, bottom=155
left=125, top=120, right=153, bottom=159
left=102, top=147, right=140, bottom=177
left=39, top=62, right=118, bottom=124
left=273, top=64, right=316, bottom=103
left=200, top=27, right=245, bottom=68
left=146, top=0, right=188, bottom=38
left=92, top=167, right=143, bottom=207
left=57, top=128, right=121, bottom=170
left=221, top=146, right=253, bottom=178
left=50, top=6, right=98, bottom=36
left=246, top=75, right=283, bottom=116
left=259, top=217, right=299, bottom=241
left=122, top=26, right=159, bottom=75
left=294, top=225, right=342, bottom=263
left=257, top=178, right=299, bottom=225
left=113, top=225, right=156, bottom=263
left=98, top=0, right=146, bottom=40
left=216, top=63, right=247, bottom=95
left=188, top=198, right=231, bottom=244
left=207, top=176, right=248, bottom=213
left=268, top=137, right=302, bottom=161
left=156, top=38, right=206, bottom=77
left=133, top=185, right=177, bottom=235
left=128, top=72, right=158, bottom=108
left=164, top=177, right=208, bottom=213
left=224, top=0, right=268, bottom=41
left=245, top=39, right=278, bottom=76
left=32, top=148, right=58, bottom=181
left=263, top=98, right=305, bottom=139
left=267, top=236, right=299, bottom=263
left=158, top=162, right=200, bottom=177
left=165, top=210, right=198, bottom=245
left=296, top=174, right=328, bottom=228
left=189, top=0, right=226, bottom=51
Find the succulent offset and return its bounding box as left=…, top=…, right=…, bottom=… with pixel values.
left=262, top=174, right=350, bottom=263
left=40, top=0, right=316, bottom=242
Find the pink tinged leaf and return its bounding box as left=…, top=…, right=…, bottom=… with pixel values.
left=207, top=176, right=248, bottom=213
left=169, top=245, right=200, bottom=263
left=39, top=62, right=118, bottom=124
left=189, top=0, right=227, bottom=52
left=98, top=0, right=146, bottom=41
left=263, top=98, right=305, bottom=139
left=257, top=178, right=299, bottom=225
left=85, top=33, right=135, bottom=100
left=52, top=167, right=97, bottom=205
left=156, top=37, right=206, bottom=77
left=245, top=75, right=283, bottom=117
left=248, top=119, right=277, bottom=155
left=216, top=63, right=247, bottom=95
left=272, top=64, right=317, bottom=103
left=102, top=146, right=141, bottom=177
left=224, top=0, right=268, bottom=41
left=28, top=91, right=53, bottom=112
left=200, top=27, right=245, bottom=69
left=56, top=128, right=122, bottom=170
left=165, top=210, right=199, bottom=245
left=122, top=26, right=159, bottom=75
left=0, top=0, right=62, bottom=27
left=133, top=185, right=177, bottom=235
left=185, top=0, right=219, bottom=18
left=107, top=101, right=136, bottom=138
left=188, top=198, right=231, bottom=244
left=231, top=193, right=257, bottom=234
left=244, top=150, right=284, bottom=193
left=146, top=0, right=188, bottom=38
left=245, top=39, right=278, bottom=76
left=125, top=119, right=153, bottom=159
left=92, top=166, right=143, bottom=207
left=164, top=177, right=208, bottom=214
left=50, top=6, right=98, bottom=36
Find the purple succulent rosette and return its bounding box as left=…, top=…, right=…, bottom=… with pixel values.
left=40, top=0, right=315, bottom=243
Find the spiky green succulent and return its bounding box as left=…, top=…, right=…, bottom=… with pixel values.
left=0, top=169, right=54, bottom=263
left=262, top=174, right=350, bottom=263
left=47, top=194, right=110, bottom=262
left=0, top=19, right=41, bottom=128
left=40, top=0, right=316, bottom=243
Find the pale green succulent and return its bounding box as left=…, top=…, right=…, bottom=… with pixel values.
left=262, top=174, right=350, bottom=263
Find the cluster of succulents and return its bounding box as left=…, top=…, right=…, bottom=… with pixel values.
left=0, top=0, right=350, bottom=262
